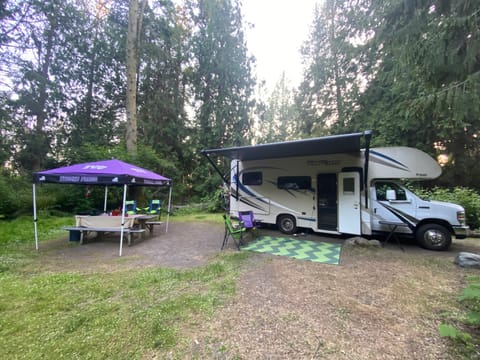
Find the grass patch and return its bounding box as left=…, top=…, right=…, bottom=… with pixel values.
left=0, top=252, right=249, bottom=359
left=0, top=214, right=75, bottom=273
left=0, top=213, right=74, bottom=245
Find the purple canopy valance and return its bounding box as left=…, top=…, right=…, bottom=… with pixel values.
left=33, top=159, right=171, bottom=186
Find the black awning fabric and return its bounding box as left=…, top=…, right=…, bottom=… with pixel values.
left=201, top=132, right=368, bottom=161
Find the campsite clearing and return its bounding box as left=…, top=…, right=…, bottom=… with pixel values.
left=2, top=219, right=479, bottom=359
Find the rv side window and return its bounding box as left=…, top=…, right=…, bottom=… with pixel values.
left=375, top=182, right=407, bottom=201
left=242, top=172, right=262, bottom=185
left=277, top=176, right=311, bottom=190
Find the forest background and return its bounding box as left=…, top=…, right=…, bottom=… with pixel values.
left=0, top=0, right=479, bottom=220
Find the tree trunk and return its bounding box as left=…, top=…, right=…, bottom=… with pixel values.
left=126, top=0, right=144, bottom=156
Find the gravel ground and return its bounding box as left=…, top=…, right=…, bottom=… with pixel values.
left=38, top=221, right=480, bottom=359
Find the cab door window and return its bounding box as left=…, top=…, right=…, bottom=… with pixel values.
left=375, top=182, right=407, bottom=201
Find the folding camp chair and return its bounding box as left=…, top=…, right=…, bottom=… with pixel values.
left=125, top=200, right=137, bottom=215
left=238, top=210, right=260, bottom=237
left=222, top=214, right=246, bottom=250
left=147, top=199, right=162, bottom=218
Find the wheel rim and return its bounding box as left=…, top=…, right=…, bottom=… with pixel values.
left=281, top=218, right=294, bottom=232
left=423, top=229, right=446, bottom=246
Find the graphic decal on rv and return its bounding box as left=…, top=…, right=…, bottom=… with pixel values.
left=231, top=173, right=270, bottom=212
left=230, top=186, right=267, bottom=212
left=233, top=167, right=314, bottom=216
left=379, top=202, right=418, bottom=230
left=267, top=180, right=316, bottom=197
left=298, top=216, right=315, bottom=223
left=370, top=150, right=409, bottom=171
left=232, top=174, right=270, bottom=204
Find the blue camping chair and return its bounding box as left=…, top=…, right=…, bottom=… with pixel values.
left=125, top=200, right=137, bottom=215
left=148, top=199, right=162, bottom=217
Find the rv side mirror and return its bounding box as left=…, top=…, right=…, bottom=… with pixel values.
left=386, top=189, right=396, bottom=201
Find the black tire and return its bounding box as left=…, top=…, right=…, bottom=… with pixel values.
left=416, top=224, right=452, bottom=251
left=277, top=215, right=297, bottom=235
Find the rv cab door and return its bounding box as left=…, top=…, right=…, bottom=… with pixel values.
left=338, top=172, right=361, bottom=235
left=371, top=181, right=416, bottom=233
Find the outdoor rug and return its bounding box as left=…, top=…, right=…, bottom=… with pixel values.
left=241, top=236, right=342, bottom=265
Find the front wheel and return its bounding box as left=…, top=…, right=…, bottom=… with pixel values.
left=416, top=224, right=452, bottom=251
left=277, top=215, right=297, bottom=235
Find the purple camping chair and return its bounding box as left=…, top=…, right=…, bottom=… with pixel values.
left=238, top=211, right=259, bottom=237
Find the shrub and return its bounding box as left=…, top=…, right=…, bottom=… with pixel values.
left=202, top=187, right=228, bottom=213
left=0, top=173, right=32, bottom=218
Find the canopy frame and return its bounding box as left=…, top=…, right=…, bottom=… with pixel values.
left=32, top=159, right=172, bottom=256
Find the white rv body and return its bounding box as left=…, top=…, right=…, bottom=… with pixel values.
left=229, top=146, right=468, bottom=250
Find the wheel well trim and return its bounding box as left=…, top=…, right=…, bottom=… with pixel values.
left=276, top=213, right=297, bottom=224
left=416, top=219, right=453, bottom=234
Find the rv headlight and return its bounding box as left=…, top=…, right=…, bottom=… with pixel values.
left=457, top=211, right=466, bottom=225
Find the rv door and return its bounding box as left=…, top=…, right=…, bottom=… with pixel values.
left=338, top=172, right=361, bottom=235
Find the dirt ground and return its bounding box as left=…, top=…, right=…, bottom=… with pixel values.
left=38, top=221, right=480, bottom=359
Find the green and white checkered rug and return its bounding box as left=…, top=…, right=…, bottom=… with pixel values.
left=241, top=236, right=342, bottom=265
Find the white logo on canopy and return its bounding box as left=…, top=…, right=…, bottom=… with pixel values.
left=130, top=167, right=147, bottom=174
left=83, top=165, right=107, bottom=170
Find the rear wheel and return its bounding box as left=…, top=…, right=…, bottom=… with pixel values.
left=277, top=215, right=297, bottom=235
left=416, top=224, right=451, bottom=251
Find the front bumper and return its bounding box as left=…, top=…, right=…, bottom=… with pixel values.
left=453, top=225, right=470, bottom=239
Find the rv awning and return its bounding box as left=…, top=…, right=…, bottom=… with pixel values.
left=201, top=131, right=369, bottom=161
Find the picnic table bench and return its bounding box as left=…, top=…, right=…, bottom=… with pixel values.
left=145, top=221, right=163, bottom=232
left=64, top=226, right=146, bottom=246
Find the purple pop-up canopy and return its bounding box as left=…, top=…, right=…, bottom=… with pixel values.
left=33, top=159, right=171, bottom=186
left=32, top=159, right=172, bottom=256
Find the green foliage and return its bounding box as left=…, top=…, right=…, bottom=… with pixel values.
left=438, top=324, right=472, bottom=343
left=189, top=0, right=255, bottom=150
left=297, top=0, right=365, bottom=136
left=413, top=186, right=480, bottom=229
left=439, top=276, right=480, bottom=356
left=201, top=187, right=226, bottom=213
left=0, top=172, right=32, bottom=218
left=348, top=0, right=480, bottom=189
left=1, top=0, right=478, bottom=209
left=257, top=74, right=298, bottom=143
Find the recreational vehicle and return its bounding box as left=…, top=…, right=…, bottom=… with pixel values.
left=202, top=131, right=469, bottom=250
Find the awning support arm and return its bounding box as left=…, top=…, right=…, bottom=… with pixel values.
left=201, top=151, right=229, bottom=185
left=363, top=130, right=372, bottom=209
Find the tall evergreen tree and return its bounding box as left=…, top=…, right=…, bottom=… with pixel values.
left=64, top=0, right=126, bottom=156
left=296, top=1, right=364, bottom=136
left=352, top=0, right=480, bottom=187
left=257, top=73, right=298, bottom=143
left=1, top=0, right=86, bottom=171
left=188, top=0, right=255, bottom=150
left=184, top=0, right=256, bottom=197
left=137, top=0, right=189, bottom=155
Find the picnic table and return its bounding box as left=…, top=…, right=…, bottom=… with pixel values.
left=65, top=214, right=161, bottom=246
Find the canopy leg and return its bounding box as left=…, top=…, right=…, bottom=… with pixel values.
left=33, top=184, right=39, bottom=250
left=166, top=185, right=172, bottom=233
left=119, top=184, right=127, bottom=256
